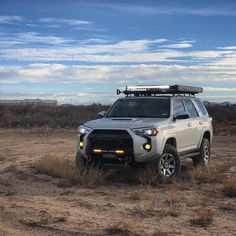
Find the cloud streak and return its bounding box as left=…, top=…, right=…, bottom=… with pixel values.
left=38, top=17, right=92, bottom=26
left=87, top=3, right=236, bottom=16
left=0, top=15, right=25, bottom=24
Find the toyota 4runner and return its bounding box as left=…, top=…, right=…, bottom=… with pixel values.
left=76, top=85, right=213, bottom=178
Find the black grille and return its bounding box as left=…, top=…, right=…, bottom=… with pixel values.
left=86, top=129, right=134, bottom=163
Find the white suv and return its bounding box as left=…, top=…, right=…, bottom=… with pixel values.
left=76, top=85, right=213, bottom=179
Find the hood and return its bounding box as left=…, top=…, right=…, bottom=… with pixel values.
left=84, top=117, right=168, bottom=129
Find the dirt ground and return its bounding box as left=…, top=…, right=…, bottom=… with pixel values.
left=0, top=128, right=235, bottom=236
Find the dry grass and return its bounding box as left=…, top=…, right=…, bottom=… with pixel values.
left=105, top=220, right=137, bottom=235
left=190, top=208, right=214, bottom=227
left=137, top=166, right=160, bottom=186
left=188, top=165, right=218, bottom=184
left=130, top=202, right=157, bottom=217
left=166, top=180, right=181, bottom=205
left=35, top=153, right=106, bottom=187
left=128, top=186, right=156, bottom=201
left=222, top=178, right=236, bottom=197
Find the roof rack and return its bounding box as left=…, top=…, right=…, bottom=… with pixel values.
left=117, top=85, right=203, bottom=96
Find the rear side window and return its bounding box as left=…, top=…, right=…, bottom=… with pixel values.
left=183, top=99, right=198, bottom=118
left=194, top=99, right=208, bottom=116
left=173, top=99, right=185, bottom=115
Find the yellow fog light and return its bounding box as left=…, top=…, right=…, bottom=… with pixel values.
left=144, top=143, right=151, bottom=151
left=115, top=150, right=124, bottom=154
left=79, top=141, right=84, bottom=148
left=93, top=149, right=102, bottom=153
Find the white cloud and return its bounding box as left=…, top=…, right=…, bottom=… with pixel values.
left=162, top=43, right=193, bottom=49
left=0, top=32, right=76, bottom=47
left=1, top=63, right=236, bottom=85
left=87, top=3, right=236, bottom=16
left=217, top=46, right=236, bottom=50
left=204, top=87, right=236, bottom=92
left=39, top=17, right=92, bottom=26
left=0, top=15, right=24, bottom=24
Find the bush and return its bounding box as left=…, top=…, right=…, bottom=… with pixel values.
left=0, top=103, right=235, bottom=128
left=190, top=208, right=214, bottom=227
left=0, top=103, right=109, bottom=128
left=222, top=178, right=236, bottom=197
left=35, top=153, right=106, bottom=187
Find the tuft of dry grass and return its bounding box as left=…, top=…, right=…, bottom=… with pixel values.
left=128, top=186, right=156, bottom=201
left=130, top=202, right=156, bottom=217
left=166, top=180, right=181, bottom=205
left=222, top=178, right=236, bottom=197
left=35, top=153, right=106, bottom=187
left=106, top=220, right=137, bottom=235
left=188, top=165, right=218, bottom=184
left=137, top=166, right=160, bottom=186
left=190, top=208, right=214, bottom=227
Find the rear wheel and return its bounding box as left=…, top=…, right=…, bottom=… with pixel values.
left=192, top=138, right=210, bottom=166
left=157, top=144, right=181, bottom=179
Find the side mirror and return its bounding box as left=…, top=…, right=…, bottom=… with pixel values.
left=98, top=111, right=106, bottom=118
left=174, top=112, right=190, bottom=121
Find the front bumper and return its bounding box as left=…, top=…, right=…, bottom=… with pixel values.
left=77, top=128, right=163, bottom=164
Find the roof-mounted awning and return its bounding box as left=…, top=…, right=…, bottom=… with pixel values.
left=117, top=85, right=203, bottom=96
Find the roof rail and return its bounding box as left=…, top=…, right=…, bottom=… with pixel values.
left=117, top=85, right=203, bottom=96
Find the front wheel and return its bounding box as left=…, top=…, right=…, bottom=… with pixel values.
left=157, top=144, right=181, bottom=179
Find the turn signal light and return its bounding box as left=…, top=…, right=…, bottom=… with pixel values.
left=79, top=141, right=84, bottom=148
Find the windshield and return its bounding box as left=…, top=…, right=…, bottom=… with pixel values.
left=106, top=98, right=170, bottom=118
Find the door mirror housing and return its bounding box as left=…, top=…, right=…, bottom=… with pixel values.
left=98, top=111, right=106, bottom=118
left=174, top=112, right=190, bottom=121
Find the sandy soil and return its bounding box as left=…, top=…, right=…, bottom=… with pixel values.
left=0, top=128, right=235, bottom=236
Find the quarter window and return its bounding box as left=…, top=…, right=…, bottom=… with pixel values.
left=183, top=99, right=198, bottom=118
left=173, top=99, right=185, bottom=115
left=194, top=99, right=208, bottom=116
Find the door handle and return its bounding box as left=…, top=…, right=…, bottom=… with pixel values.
left=199, top=121, right=203, bottom=125
left=188, top=123, right=192, bottom=127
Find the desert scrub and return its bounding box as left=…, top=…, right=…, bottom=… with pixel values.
left=188, top=165, right=218, bottom=184
left=222, top=178, right=236, bottom=197
left=137, top=166, right=160, bottom=186
left=105, top=220, right=138, bottom=236
left=166, top=180, right=181, bottom=205
left=35, top=153, right=106, bottom=187
left=190, top=208, right=213, bottom=227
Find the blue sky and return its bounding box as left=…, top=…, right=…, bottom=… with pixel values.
left=0, top=0, right=236, bottom=104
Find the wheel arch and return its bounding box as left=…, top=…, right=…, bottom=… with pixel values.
left=203, top=130, right=211, bottom=142
left=198, top=130, right=212, bottom=149
left=165, top=137, right=177, bottom=148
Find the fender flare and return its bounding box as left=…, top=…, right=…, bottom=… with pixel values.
left=160, top=134, right=177, bottom=154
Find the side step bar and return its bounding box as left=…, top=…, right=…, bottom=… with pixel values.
left=179, top=152, right=200, bottom=160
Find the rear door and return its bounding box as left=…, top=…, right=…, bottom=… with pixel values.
left=182, top=98, right=200, bottom=149
left=173, top=98, right=192, bottom=152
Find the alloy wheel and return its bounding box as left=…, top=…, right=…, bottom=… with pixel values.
left=159, top=153, right=176, bottom=177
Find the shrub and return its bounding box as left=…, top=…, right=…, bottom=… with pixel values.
left=190, top=208, right=214, bottom=227
left=188, top=165, right=218, bottom=183
left=222, top=178, right=236, bottom=197
left=105, top=220, right=137, bottom=236
left=35, top=153, right=106, bottom=187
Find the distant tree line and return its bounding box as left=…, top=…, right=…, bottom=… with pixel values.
left=0, top=103, right=235, bottom=128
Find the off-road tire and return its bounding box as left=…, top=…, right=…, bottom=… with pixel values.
left=157, top=144, right=181, bottom=179
left=192, top=138, right=210, bottom=166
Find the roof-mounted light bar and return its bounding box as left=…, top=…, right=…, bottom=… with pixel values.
left=117, top=85, right=203, bottom=96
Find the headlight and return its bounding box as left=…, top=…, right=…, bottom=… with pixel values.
left=133, top=127, right=158, bottom=136
left=77, top=125, right=91, bottom=135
